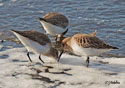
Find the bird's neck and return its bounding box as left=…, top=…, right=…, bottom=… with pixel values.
left=44, top=47, right=54, bottom=57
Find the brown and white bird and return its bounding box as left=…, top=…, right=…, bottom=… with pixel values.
left=39, top=12, right=69, bottom=40
left=60, top=30, right=118, bottom=67
left=11, top=29, right=60, bottom=63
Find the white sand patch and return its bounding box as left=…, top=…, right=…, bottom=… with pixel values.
left=100, top=57, right=125, bottom=65
left=0, top=41, right=125, bottom=88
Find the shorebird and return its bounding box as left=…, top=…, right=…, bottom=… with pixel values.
left=11, top=29, right=61, bottom=63
left=39, top=12, right=69, bottom=41
left=60, top=30, right=118, bottom=67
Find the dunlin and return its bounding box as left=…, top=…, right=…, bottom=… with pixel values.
left=60, top=30, right=118, bottom=67
left=39, top=12, right=69, bottom=40
left=11, top=29, right=60, bottom=63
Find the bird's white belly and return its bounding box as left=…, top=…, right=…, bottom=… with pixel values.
left=40, top=21, right=66, bottom=35
left=13, top=32, right=50, bottom=55
left=72, top=41, right=112, bottom=56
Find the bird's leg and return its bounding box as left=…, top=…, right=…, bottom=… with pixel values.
left=86, top=56, right=90, bottom=67
left=39, top=55, right=44, bottom=63
left=27, top=52, right=32, bottom=62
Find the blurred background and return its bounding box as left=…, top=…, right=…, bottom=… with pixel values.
left=0, top=0, right=125, bottom=56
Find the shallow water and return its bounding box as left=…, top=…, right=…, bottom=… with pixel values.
left=0, top=0, right=125, bottom=56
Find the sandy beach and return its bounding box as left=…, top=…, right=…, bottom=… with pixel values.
left=0, top=0, right=125, bottom=88
left=0, top=40, right=125, bottom=88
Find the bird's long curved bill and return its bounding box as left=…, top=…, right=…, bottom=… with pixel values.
left=61, top=28, right=69, bottom=36
left=58, top=50, right=64, bottom=62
